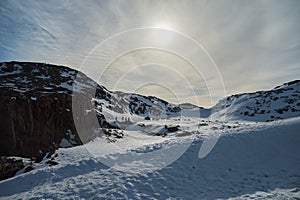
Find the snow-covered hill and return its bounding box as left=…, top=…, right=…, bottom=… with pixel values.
left=0, top=61, right=299, bottom=199
left=0, top=61, right=181, bottom=119
left=211, top=80, right=300, bottom=122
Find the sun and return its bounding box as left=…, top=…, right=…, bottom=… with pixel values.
left=153, top=22, right=173, bottom=30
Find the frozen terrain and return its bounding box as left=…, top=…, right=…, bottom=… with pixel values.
left=0, top=116, right=299, bottom=199
left=0, top=62, right=299, bottom=199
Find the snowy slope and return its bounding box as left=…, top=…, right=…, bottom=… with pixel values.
left=0, top=117, right=299, bottom=199
left=211, top=80, right=300, bottom=122
left=94, top=92, right=181, bottom=120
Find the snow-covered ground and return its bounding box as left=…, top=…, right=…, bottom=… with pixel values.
left=0, top=65, right=299, bottom=199
left=0, top=116, right=299, bottom=199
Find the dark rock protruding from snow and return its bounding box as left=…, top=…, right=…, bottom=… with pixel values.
left=0, top=62, right=114, bottom=158
left=0, top=156, right=24, bottom=181
left=0, top=62, right=182, bottom=158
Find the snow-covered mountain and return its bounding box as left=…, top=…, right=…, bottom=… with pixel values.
left=0, top=61, right=299, bottom=199
left=0, top=61, right=181, bottom=117
left=0, top=62, right=182, bottom=158
left=1, top=61, right=299, bottom=160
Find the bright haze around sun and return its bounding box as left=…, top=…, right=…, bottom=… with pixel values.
left=0, top=0, right=300, bottom=107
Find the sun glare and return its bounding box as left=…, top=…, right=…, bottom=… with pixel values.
left=153, top=22, right=173, bottom=30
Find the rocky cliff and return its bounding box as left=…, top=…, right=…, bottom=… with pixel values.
left=0, top=61, right=182, bottom=158
left=0, top=62, right=109, bottom=158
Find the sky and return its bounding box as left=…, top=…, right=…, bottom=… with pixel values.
left=0, top=0, right=299, bottom=107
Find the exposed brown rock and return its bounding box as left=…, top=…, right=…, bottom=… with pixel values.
left=0, top=156, right=24, bottom=181
left=0, top=62, right=100, bottom=158
left=0, top=93, right=82, bottom=158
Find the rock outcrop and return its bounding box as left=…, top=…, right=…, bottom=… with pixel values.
left=0, top=62, right=108, bottom=158
left=0, top=156, right=24, bottom=181
left=0, top=61, right=182, bottom=158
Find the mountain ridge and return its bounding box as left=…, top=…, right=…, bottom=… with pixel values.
left=0, top=61, right=182, bottom=158
left=0, top=61, right=299, bottom=159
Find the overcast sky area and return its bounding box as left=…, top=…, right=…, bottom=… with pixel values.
left=0, top=0, right=299, bottom=107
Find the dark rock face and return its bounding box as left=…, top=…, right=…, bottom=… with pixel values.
left=0, top=93, right=82, bottom=158
left=0, top=62, right=106, bottom=157
left=0, top=156, right=24, bottom=181
left=0, top=61, right=182, bottom=158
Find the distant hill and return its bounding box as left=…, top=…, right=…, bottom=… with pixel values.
left=211, top=80, right=300, bottom=122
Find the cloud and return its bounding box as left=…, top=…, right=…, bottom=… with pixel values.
left=0, top=0, right=299, bottom=107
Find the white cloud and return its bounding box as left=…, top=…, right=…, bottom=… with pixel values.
left=0, top=0, right=299, bottom=107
